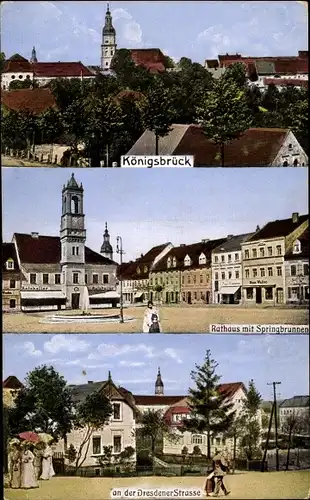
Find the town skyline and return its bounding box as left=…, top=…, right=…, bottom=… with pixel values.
left=3, top=334, right=308, bottom=400
left=2, top=168, right=308, bottom=261
left=1, top=1, right=307, bottom=66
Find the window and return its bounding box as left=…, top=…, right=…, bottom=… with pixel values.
left=144, top=266, right=148, bottom=273
left=253, top=268, right=258, bottom=278
left=235, top=253, right=239, bottom=261
left=184, top=255, right=191, bottom=266
left=199, top=253, right=206, bottom=265
left=9, top=279, right=16, bottom=289
left=245, top=269, right=250, bottom=278
left=92, top=437, right=101, bottom=455
left=268, top=267, right=273, bottom=277
left=267, top=247, right=272, bottom=256
left=85, top=274, right=88, bottom=284
left=187, top=275, right=191, bottom=284
left=113, top=436, right=122, bottom=454
left=265, top=287, right=273, bottom=300
left=221, top=255, right=225, bottom=262
left=194, top=292, right=197, bottom=300
left=260, top=268, right=265, bottom=277
left=228, top=254, right=232, bottom=262
left=191, top=434, right=203, bottom=444
left=73, top=272, right=79, bottom=284
left=283, top=161, right=289, bottom=166
left=72, top=247, right=75, bottom=256
left=293, top=158, right=299, bottom=167
left=137, top=267, right=141, bottom=275
left=293, top=240, right=301, bottom=254
left=214, top=256, right=219, bottom=263
left=181, top=275, right=184, bottom=285
left=113, top=403, right=121, bottom=420
left=9, top=299, right=16, bottom=309
left=221, top=272, right=225, bottom=280
left=252, top=249, right=257, bottom=258
left=246, top=288, right=254, bottom=299
left=30, top=273, right=36, bottom=284
left=18, top=74, right=23, bottom=79
left=43, top=273, right=49, bottom=284
left=200, top=274, right=203, bottom=284
left=167, top=257, right=171, bottom=268
left=6, top=259, right=14, bottom=270
left=244, top=250, right=249, bottom=259
left=103, top=274, right=109, bottom=284
left=228, top=272, right=232, bottom=279
left=259, top=248, right=265, bottom=257
left=276, top=245, right=282, bottom=256
left=291, top=265, right=297, bottom=276
left=93, top=274, right=99, bottom=284
left=216, top=438, right=221, bottom=446
left=235, top=271, right=239, bottom=279
left=76, top=247, right=79, bottom=256
left=304, top=264, right=309, bottom=276
left=276, top=266, right=282, bottom=276
left=55, top=274, right=61, bottom=284
left=288, top=143, right=292, bottom=150
left=215, top=272, right=218, bottom=280
left=193, top=274, right=196, bottom=284
left=11, top=75, right=15, bottom=79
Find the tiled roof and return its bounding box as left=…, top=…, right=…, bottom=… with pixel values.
left=285, top=227, right=309, bottom=259
left=264, top=78, right=308, bottom=88
left=280, top=396, right=310, bottom=408
left=2, top=243, right=20, bottom=272
left=128, top=125, right=293, bottom=167
left=152, top=238, right=227, bottom=273
left=1, top=88, right=57, bottom=115
left=134, top=395, right=185, bottom=406
left=32, top=62, right=94, bottom=78
left=218, top=53, right=308, bottom=75
left=4, top=57, right=33, bottom=73
left=218, top=382, right=246, bottom=399
left=119, top=244, right=172, bottom=280
left=212, top=233, right=254, bottom=254
left=13, top=233, right=116, bottom=265
left=69, top=380, right=137, bottom=410
left=246, top=214, right=308, bottom=241
left=130, top=49, right=166, bottom=73
left=3, top=376, right=24, bottom=389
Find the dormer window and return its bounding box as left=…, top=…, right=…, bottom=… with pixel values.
left=167, top=257, right=172, bottom=268
left=293, top=240, right=301, bottom=254
left=6, top=259, right=14, bottom=270
left=199, top=253, right=206, bottom=265
left=137, top=267, right=141, bottom=274
left=144, top=266, right=148, bottom=273
left=172, top=257, right=177, bottom=268
left=184, top=255, right=191, bottom=266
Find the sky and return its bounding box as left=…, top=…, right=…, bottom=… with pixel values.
left=2, top=167, right=308, bottom=262
left=1, top=1, right=308, bottom=65
left=3, top=333, right=309, bottom=400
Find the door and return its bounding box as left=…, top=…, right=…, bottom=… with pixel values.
left=206, top=291, right=210, bottom=304
left=276, top=288, right=284, bottom=304
left=71, top=293, right=80, bottom=309
left=175, top=292, right=179, bottom=303
left=187, top=291, right=192, bottom=304
left=256, top=287, right=262, bottom=304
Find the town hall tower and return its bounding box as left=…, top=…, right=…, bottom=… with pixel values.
left=101, top=4, right=117, bottom=70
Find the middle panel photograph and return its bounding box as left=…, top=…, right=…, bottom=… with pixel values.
left=2, top=167, right=308, bottom=334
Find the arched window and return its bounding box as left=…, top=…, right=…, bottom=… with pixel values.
left=71, top=196, right=79, bottom=214
left=293, top=158, right=299, bottom=166
left=63, top=196, right=67, bottom=214
left=283, top=161, right=288, bottom=167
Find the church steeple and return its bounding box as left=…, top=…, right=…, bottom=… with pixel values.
left=155, top=367, right=164, bottom=396
left=101, top=3, right=117, bottom=70
left=100, top=222, right=113, bottom=260
left=30, top=46, right=37, bottom=63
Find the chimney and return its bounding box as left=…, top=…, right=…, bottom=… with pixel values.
left=180, top=244, right=186, bottom=247
left=202, top=238, right=210, bottom=243
left=31, top=232, right=39, bottom=238
left=88, top=381, right=93, bottom=384
left=292, top=212, right=299, bottom=223
left=227, top=234, right=233, bottom=239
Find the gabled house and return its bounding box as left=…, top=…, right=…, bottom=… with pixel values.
left=2, top=243, right=23, bottom=312
left=3, top=375, right=24, bottom=407
left=279, top=396, right=310, bottom=435
left=284, top=227, right=309, bottom=304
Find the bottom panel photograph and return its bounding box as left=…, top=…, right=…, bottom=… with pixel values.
left=3, top=334, right=310, bottom=500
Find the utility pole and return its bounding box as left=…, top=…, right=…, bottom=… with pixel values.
left=116, top=236, right=124, bottom=323
left=268, top=381, right=281, bottom=471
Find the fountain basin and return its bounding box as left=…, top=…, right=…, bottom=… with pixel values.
left=40, top=314, right=136, bottom=324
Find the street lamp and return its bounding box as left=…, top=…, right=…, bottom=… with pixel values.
left=116, top=236, right=124, bottom=324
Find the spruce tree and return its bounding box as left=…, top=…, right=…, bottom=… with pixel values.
left=239, top=379, right=262, bottom=460
left=183, top=349, right=235, bottom=459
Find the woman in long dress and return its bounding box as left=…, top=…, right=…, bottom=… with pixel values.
left=9, top=441, right=21, bottom=489
left=20, top=444, right=38, bottom=489
left=143, top=301, right=161, bottom=333
left=40, top=444, right=53, bottom=480
left=33, top=443, right=44, bottom=480
left=49, top=443, right=56, bottom=478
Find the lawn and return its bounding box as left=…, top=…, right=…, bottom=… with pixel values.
left=4, top=470, right=310, bottom=500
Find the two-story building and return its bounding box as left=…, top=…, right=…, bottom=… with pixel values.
left=2, top=243, right=23, bottom=312
left=241, top=213, right=308, bottom=305
left=279, top=396, right=310, bottom=435
left=211, top=233, right=253, bottom=304
left=284, top=227, right=309, bottom=305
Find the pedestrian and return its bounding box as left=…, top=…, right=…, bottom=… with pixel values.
left=212, top=454, right=230, bottom=497
left=9, top=439, right=22, bottom=489
left=33, top=442, right=44, bottom=480
left=40, top=443, right=53, bottom=480
left=143, top=301, right=161, bottom=333
left=20, top=443, right=38, bottom=489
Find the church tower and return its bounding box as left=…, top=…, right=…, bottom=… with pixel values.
left=101, top=3, right=117, bottom=70
left=155, top=367, right=164, bottom=396
left=30, top=46, right=37, bottom=63
left=100, top=222, right=113, bottom=260
left=60, top=174, right=87, bottom=309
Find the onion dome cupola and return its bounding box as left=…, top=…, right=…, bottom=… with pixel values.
left=100, top=222, right=113, bottom=260
left=102, top=3, right=116, bottom=36
left=155, top=367, right=164, bottom=396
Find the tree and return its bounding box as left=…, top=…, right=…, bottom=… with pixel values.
left=183, top=350, right=235, bottom=459
left=9, top=79, right=39, bottom=90
left=163, top=55, right=175, bottom=69
left=65, top=444, right=77, bottom=464
left=223, top=415, right=244, bottom=473
left=138, top=409, right=180, bottom=469
left=281, top=412, right=307, bottom=470
left=238, top=379, right=262, bottom=460
left=223, top=62, right=248, bottom=88
left=37, top=108, right=64, bottom=145
left=73, top=391, right=113, bottom=473
left=197, top=77, right=253, bottom=166
left=8, top=365, right=74, bottom=441
left=0, top=51, right=6, bottom=73
left=97, top=445, right=113, bottom=467
left=141, top=80, right=176, bottom=155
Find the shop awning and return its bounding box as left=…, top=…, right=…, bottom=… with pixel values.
left=90, top=291, right=120, bottom=299
left=219, top=286, right=240, bottom=295
left=134, top=291, right=144, bottom=299
left=21, top=291, right=66, bottom=300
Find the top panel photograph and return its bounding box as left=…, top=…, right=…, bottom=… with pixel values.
left=1, top=1, right=308, bottom=168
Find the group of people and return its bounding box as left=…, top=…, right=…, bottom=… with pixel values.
left=143, top=301, right=161, bottom=333
left=205, top=454, right=231, bottom=497
left=9, top=439, right=55, bottom=489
